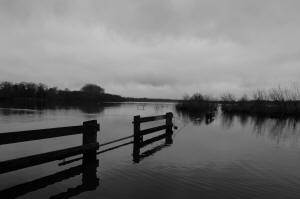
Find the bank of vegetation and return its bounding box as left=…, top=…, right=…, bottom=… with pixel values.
left=220, top=86, right=300, bottom=118
left=176, top=86, right=300, bottom=118
left=0, top=81, right=125, bottom=107
left=175, top=93, right=217, bottom=113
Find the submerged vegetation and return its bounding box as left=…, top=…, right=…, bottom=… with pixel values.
left=175, top=93, right=218, bottom=113
left=175, top=93, right=217, bottom=125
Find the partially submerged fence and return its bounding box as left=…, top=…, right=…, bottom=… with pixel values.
left=56, top=112, right=175, bottom=166
left=0, top=120, right=100, bottom=174
left=132, top=112, right=173, bottom=161
left=0, top=112, right=174, bottom=174
left=0, top=112, right=175, bottom=198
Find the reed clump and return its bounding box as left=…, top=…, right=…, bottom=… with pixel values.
left=221, top=86, right=300, bottom=118
left=176, top=93, right=217, bottom=113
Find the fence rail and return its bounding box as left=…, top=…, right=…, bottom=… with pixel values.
left=0, top=120, right=100, bottom=174
left=133, top=112, right=173, bottom=158
left=139, top=124, right=170, bottom=136
left=0, top=126, right=83, bottom=145
left=0, top=143, right=99, bottom=174
left=140, top=134, right=167, bottom=148
left=133, top=114, right=167, bottom=123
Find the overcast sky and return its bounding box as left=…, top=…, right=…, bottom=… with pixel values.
left=0, top=0, right=300, bottom=98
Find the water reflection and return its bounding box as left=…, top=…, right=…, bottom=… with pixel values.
left=4, top=103, right=300, bottom=198
left=222, top=112, right=300, bottom=144
left=133, top=131, right=173, bottom=163
left=133, top=142, right=172, bottom=163
left=78, top=103, right=122, bottom=114
left=153, top=103, right=170, bottom=113
left=51, top=155, right=99, bottom=199
left=176, top=109, right=217, bottom=126
left=0, top=108, right=42, bottom=116
left=0, top=103, right=121, bottom=115
left=0, top=155, right=99, bottom=199
left=0, top=133, right=175, bottom=198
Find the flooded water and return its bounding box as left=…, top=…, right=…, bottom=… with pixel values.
left=1, top=103, right=300, bottom=199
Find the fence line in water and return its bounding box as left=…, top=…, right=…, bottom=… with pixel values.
left=0, top=112, right=177, bottom=171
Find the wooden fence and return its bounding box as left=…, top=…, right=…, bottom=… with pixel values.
left=132, top=112, right=173, bottom=161
left=0, top=120, right=100, bottom=174
left=0, top=113, right=176, bottom=197
left=44, top=112, right=175, bottom=166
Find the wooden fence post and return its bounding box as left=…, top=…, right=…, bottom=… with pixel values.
left=83, top=120, right=99, bottom=163
left=133, top=116, right=141, bottom=162
left=82, top=158, right=99, bottom=191
left=165, top=112, right=173, bottom=144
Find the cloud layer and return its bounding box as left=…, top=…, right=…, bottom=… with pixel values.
left=0, top=0, right=300, bottom=98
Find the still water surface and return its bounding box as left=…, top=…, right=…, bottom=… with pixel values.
left=1, top=103, right=300, bottom=198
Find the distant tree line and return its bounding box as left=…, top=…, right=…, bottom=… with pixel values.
left=0, top=81, right=125, bottom=106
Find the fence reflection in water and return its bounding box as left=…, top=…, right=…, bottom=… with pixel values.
left=0, top=112, right=175, bottom=198
left=0, top=149, right=99, bottom=199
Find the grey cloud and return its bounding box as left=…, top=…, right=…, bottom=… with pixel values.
left=2, top=0, right=300, bottom=39
left=0, top=0, right=300, bottom=98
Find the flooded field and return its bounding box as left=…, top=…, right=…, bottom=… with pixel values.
left=1, top=103, right=300, bottom=199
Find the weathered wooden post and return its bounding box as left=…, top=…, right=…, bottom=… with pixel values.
left=82, top=120, right=99, bottom=190
left=83, top=120, right=98, bottom=146
left=82, top=120, right=99, bottom=163
left=82, top=157, right=99, bottom=191
left=165, top=112, right=173, bottom=144
left=133, top=116, right=141, bottom=163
